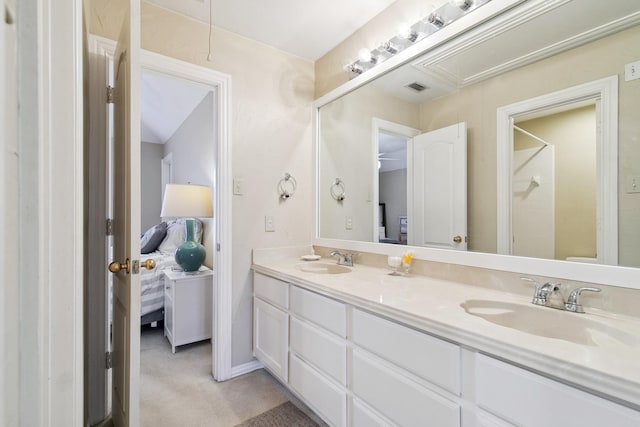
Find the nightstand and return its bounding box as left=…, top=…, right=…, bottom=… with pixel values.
left=163, top=267, right=214, bottom=353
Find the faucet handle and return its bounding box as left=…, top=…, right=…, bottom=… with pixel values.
left=565, top=287, right=601, bottom=313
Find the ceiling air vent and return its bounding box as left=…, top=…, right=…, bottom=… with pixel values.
left=405, top=82, right=428, bottom=92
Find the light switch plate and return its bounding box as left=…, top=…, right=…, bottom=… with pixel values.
left=626, top=175, right=640, bottom=193
left=233, top=177, right=243, bottom=195
left=265, top=215, right=275, bottom=232
left=624, top=60, right=640, bottom=82
left=345, top=216, right=353, bottom=230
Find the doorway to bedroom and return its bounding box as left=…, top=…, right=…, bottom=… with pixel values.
left=86, top=34, right=234, bottom=425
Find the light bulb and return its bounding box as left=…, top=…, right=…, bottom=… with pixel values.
left=358, top=48, right=372, bottom=63
left=449, top=0, right=473, bottom=10
left=397, top=22, right=418, bottom=42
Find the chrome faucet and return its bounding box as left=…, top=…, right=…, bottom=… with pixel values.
left=564, top=286, right=601, bottom=313
left=330, top=250, right=356, bottom=266
left=520, top=277, right=600, bottom=313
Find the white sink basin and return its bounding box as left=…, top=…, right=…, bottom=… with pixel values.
left=295, top=262, right=351, bottom=275
left=461, top=299, right=636, bottom=347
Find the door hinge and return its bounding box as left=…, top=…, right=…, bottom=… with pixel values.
left=106, top=218, right=114, bottom=236
left=217, top=243, right=221, bottom=252
left=106, top=351, right=113, bottom=370
left=106, top=86, right=115, bottom=104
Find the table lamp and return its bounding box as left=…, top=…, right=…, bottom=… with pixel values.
left=160, top=183, right=213, bottom=272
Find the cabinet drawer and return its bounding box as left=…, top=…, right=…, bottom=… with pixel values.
left=290, top=316, right=347, bottom=385
left=290, top=354, right=347, bottom=427
left=352, top=308, right=460, bottom=395
left=476, top=354, right=640, bottom=427
left=352, top=349, right=460, bottom=427
left=290, top=286, right=346, bottom=337
left=352, top=398, right=394, bottom=427
left=254, top=273, right=288, bottom=309
left=253, top=298, right=289, bottom=381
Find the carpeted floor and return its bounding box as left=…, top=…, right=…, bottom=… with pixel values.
left=233, top=401, right=320, bottom=427
left=139, top=324, right=325, bottom=427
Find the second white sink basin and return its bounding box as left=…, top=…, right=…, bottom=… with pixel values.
left=461, top=299, right=636, bottom=347
left=295, top=262, right=351, bottom=274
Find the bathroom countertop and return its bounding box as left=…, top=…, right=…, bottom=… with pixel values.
left=252, top=256, right=640, bottom=409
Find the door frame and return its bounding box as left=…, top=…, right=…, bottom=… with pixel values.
left=87, top=33, right=234, bottom=415
left=371, top=118, right=420, bottom=242
left=496, top=76, right=618, bottom=264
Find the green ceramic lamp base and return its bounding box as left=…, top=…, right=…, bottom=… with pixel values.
left=174, top=218, right=206, bottom=272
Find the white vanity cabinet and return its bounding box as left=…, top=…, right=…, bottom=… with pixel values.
left=289, top=286, right=348, bottom=427
left=350, top=309, right=461, bottom=427
left=474, top=354, right=640, bottom=427
left=252, top=270, right=640, bottom=427
left=253, top=273, right=289, bottom=381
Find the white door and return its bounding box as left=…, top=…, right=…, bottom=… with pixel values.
left=109, top=1, right=142, bottom=425
left=408, top=122, right=467, bottom=250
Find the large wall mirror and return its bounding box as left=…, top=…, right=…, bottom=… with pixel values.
left=316, top=0, right=640, bottom=278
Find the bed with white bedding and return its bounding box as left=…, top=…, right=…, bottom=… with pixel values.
left=139, top=218, right=204, bottom=325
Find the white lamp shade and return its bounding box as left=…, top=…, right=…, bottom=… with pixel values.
left=160, top=184, right=213, bottom=218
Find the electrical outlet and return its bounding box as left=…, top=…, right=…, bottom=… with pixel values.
left=233, top=177, right=243, bottom=195
left=625, top=60, right=640, bottom=82
left=345, top=216, right=353, bottom=230
left=265, top=215, right=275, bottom=232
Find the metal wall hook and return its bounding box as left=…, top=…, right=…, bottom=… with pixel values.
left=331, top=178, right=346, bottom=202
left=278, top=173, right=296, bottom=199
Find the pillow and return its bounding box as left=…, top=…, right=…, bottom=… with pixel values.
left=140, top=222, right=167, bottom=254
left=157, top=218, right=203, bottom=254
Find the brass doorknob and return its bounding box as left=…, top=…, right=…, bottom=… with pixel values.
left=108, top=259, right=130, bottom=274
left=453, top=235, right=463, bottom=243
left=141, top=259, right=156, bottom=270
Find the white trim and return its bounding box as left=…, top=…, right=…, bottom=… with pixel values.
left=371, top=119, right=420, bottom=242
left=88, top=35, right=234, bottom=384
left=230, top=360, right=264, bottom=378
left=497, top=76, right=618, bottom=265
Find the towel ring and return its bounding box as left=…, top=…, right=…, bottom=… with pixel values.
left=330, top=178, right=346, bottom=202
left=278, top=173, right=296, bottom=199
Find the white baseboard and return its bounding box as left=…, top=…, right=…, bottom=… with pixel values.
left=230, top=359, right=263, bottom=378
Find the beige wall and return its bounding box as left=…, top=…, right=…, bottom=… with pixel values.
left=87, top=0, right=314, bottom=366
left=319, top=84, right=419, bottom=241
left=515, top=106, right=597, bottom=261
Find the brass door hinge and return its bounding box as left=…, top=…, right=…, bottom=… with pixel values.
left=106, top=86, right=115, bottom=104
left=106, top=218, right=114, bottom=236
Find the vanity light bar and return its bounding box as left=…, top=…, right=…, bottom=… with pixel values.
left=345, top=0, right=492, bottom=79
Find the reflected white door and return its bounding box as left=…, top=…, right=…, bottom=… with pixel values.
left=110, top=1, right=141, bottom=425
left=408, top=122, right=467, bottom=250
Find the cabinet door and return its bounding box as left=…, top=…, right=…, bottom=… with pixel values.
left=290, top=286, right=346, bottom=337
left=290, top=316, right=347, bottom=385
left=352, top=398, right=395, bottom=427
left=253, top=297, right=289, bottom=381
left=476, top=354, right=640, bottom=427
left=289, top=354, right=347, bottom=427
left=174, top=277, right=212, bottom=345
left=352, top=349, right=460, bottom=427
left=254, top=273, right=289, bottom=309
left=352, top=308, right=460, bottom=395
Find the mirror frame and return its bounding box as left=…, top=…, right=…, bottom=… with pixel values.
left=312, top=0, right=640, bottom=289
